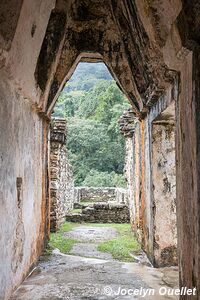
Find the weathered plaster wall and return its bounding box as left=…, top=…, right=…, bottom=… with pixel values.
left=136, top=0, right=200, bottom=292
left=152, top=123, right=177, bottom=267
left=141, top=95, right=178, bottom=267
left=120, top=111, right=143, bottom=242
left=0, top=70, right=47, bottom=299
left=124, top=138, right=135, bottom=225
left=121, top=101, right=177, bottom=267
left=175, top=51, right=199, bottom=296
left=0, top=1, right=55, bottom=298
left=49, top=118, right=74, bottom=232
left=124, top=131, right=144, bottom=241
left=133, top=123, right=144, bottom=244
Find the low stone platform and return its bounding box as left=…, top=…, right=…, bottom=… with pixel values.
left=66, top=202, right=130, bottom=223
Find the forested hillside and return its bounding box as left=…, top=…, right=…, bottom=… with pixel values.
left=53, top=63, right=130, bottom=187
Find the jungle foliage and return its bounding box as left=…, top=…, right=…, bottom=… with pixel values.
left=53, top=63, right=130, bottom=187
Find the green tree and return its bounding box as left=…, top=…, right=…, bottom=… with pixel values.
left=53, top=62, right=131, bottom=186
left=82, top=170, right=126, bottom=187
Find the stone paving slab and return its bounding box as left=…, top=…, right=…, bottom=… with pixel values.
left=11, top=252, right=179, bottom=300
left=64, top=226, right=118, bottom=243
left=70, top=243, right=114, bottom=260
left=11, top=225, right=179, bottom=300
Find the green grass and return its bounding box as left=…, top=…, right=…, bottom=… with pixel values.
left=95, top=223, right=141, bottom=262
left=80, top=201, right=93, bottom=205
left=80, top=199, right=95, bottom=203
left=48, top=222, right=79, bottom=254
left=49, top=234, right=77, bottom=254
left=58, top=221, right=78, bottom=233
left=69, top=208, right=82, bottom=213
left=47, top=222, right=140, bottom=262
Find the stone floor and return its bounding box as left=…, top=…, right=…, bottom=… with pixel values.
left=64, top=226, right=118, bottom=242
left=66, top=225, right=117, bottom=260
left=70, top=243, right=113, bottom=260
left=11, top=225, right=179, bottom=300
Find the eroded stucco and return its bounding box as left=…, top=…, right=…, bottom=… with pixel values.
left=0, top=70, right=47, bottom=299
left=152, top=123, right=177, bottom=267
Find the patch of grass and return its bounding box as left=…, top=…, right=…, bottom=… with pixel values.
left=58, top=221, right=78, bottom=233
left=49, top=234, right=77, bottom=254
left=69, top=208, right=82, bottom=213
left=94, top=223, right=141, bottom=262
left=47, top=222, right=140, bottom=261
left=48, top=222, right=79, bottom=254
left=80, top=201, right=93, bottom=205
left=80, top=199, right=95, bottom=203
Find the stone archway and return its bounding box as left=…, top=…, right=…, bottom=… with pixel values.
left=34, top=0, right=172, bottom=118
left=35, top=0, right=180, bottom=252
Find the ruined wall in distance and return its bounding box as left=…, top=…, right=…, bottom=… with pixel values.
left=75, top=187, right=117, bottom=203
left=49, top=118, right=75, bottom=232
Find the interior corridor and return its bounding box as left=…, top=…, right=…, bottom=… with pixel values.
left=0, top=1, right=200, bottom=299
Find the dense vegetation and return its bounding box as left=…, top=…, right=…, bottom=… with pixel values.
left=53, top=63, right=130, bottom=187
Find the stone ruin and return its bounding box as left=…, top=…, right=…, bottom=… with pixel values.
left=74, top=186, right=128, bottom=204
left=67, top=187, right=130, bottom=224
left=66, top=202, right=130, bottom=224
left=1, top=1, right=200, bottom=298
left=49, top=118, right=75, bottom=232
left=49, top=119, right=130, bottom=227
left=50, top=105, right=177, bottom=267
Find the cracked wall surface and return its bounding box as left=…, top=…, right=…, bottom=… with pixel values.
left=152, top=122, right=177, bottom=267
left=120, top=104, right=177, bottom=268
left=0, top=70, right=48, bottom=299
left=0, top=1, right=55, bottom=298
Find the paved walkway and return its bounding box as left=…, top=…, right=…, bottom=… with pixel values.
left=66, top=225, right=117, bottom=260
left=11, top=225, right=179, bottom=300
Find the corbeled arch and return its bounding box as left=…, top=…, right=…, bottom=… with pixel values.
left=35, top=0, right=173, bottom=118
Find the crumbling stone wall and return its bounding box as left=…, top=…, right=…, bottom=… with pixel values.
left=66, top=202, right=130, bottom=224
left=74, top=187, right=127, bottom=204
left=75, top=187, right=116, bottom=202
left=49, top=118, right=74, bottom=232
left=115, top=188, right=128, bottom=205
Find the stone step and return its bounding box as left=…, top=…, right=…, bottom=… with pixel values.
left=66, top=202, right=130, bottom=223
